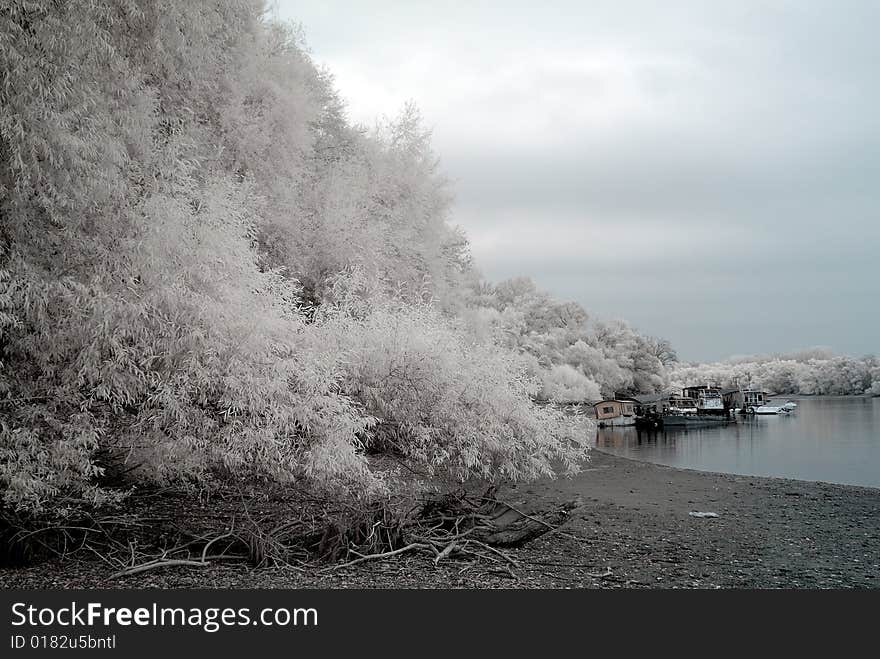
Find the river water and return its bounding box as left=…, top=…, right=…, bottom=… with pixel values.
left=592, top=396, right=880, bottom=488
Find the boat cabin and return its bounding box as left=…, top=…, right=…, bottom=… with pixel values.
left=633, top=393, right=698, bottom=415
left=743, top=389, right=768, bottom=407
left=682, top=385, right=724, bottom=412
left=667, top=395, right=698, bottom=414
left=594, top=399, right=636, bottom=421
left=722, top=389, right=769, bottom=409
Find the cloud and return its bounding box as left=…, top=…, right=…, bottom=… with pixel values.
left=278, top=1, right=880, bottom=360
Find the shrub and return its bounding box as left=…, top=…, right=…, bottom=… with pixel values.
left=315, top=297, right=591, bottom=483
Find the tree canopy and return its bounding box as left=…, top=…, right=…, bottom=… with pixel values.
left=0, top=1, right=589, bottom=517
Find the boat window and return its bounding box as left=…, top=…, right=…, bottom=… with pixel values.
left=602, top=406, right=614, bottom=414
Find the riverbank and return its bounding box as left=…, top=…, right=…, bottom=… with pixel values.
left=2, top=450, right=878, bottom=588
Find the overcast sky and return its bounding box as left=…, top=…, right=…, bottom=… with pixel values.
left=276, top=1, right=879, bottom=362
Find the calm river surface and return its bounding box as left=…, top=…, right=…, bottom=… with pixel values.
left=592, top=396, right=880, bottom=488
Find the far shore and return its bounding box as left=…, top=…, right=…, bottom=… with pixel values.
left=2, top=449, right=877, bottom=589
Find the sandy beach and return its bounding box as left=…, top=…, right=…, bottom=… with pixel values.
left=2, top=450, right=878, bottom=589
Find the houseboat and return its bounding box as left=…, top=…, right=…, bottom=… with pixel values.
left=682, top=384, right=725, bottom=415
left=632, top=393, right=666, bottom=428
left=594, top=398, right=638, bottom=427
left=722, top=388, right=770, bottom=414
left=667, top=395, right=699, bottom=414
left=632, top=393, right=729, bottom=428
left=632, top=393, right=697, bottom=416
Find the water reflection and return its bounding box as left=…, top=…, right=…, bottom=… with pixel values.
left=592, top=396, right=880, bottom=487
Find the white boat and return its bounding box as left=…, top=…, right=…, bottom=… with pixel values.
left=749, top=405, right=791, bottom=415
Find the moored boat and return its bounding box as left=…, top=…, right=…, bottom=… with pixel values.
left=682, top=384, right=725, bottom=414
left=661, top=414, right=731, bottom=427
left=594, top=398, right=638, bottom=428
left=747, top=404, right=793, bottom=415
left=633, top=390, right=734, bottom=428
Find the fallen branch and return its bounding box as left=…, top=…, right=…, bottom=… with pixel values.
left=474, top=499, right=582, bottom=547
left=434, top=540, right=457, bottom=565
left=464, top=539, right=519, bottom=566
left=108, top=559, right=209, bottom=579
left=320, top=542, right=431, bottom=572
left=201, top=530, right=236, bottom=564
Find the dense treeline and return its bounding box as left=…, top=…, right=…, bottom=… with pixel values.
left=670, top=349, right=880, bottom=396
left=1, top=0, right=591, bottom=519
left=465, top=277, right=672, bottom=401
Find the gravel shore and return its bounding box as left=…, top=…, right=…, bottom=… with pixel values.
left=2, top=450, right=878, bottom=589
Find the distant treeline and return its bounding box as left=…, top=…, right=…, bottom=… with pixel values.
left=669, top=349, right=880, bottom=396
left=464, top=277, right=674, bottom=402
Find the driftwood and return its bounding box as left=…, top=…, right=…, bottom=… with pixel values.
left=470, top=497, right=583, bottom=547
left=311, top=489, right=584, bottom=573
left=28, top=484, right=585, bottom=579
left=418, top=488, right=582, bottom=545
left=109, top=559, right=210, bottom=579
